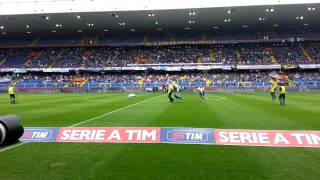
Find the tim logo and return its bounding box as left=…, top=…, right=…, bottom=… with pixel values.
left=20, top=128, right=58, bottom=142
left=167, top=130, right=208, bottom=142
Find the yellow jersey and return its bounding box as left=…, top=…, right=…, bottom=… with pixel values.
left=270, top=86, right=276, bottom=93
left=279, top=86, right=286, bottom=94
left=167, top=84, right=174, bottom=93
left=8, top=87, right=15, bottom=94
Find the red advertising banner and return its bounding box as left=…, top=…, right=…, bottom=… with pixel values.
left=215, top=129, right=320, bottom=148
left=56, top=128, right=160, bottom=143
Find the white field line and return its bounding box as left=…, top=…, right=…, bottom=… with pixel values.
left=0, top=142, right=27, bottom=153
left=0, top=94, right=163, bottom=153
left=69, top=94, right=162, bottom=127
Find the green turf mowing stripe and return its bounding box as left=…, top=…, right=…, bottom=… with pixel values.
left=70, top=94, right=163, bottom=127
left=0, top=94, right=162, bottom=153
left=0, top=92, right=320, bottom=179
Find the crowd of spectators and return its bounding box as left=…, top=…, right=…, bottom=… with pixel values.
left=238, top=47, right=272, bottom=65
left=304, top=43, right=320, bottom=63
left=290, top=72, right=320, bottom=81
left=0, top=43, right=319, bottom=68
left=1, top=71, right=319, bottom=85
left=273, top=46, right=309, bottom=64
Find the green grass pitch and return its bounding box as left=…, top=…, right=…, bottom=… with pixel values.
left=0, top=92, right=320, bottom=179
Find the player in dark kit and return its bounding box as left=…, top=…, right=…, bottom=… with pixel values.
left=279, top=83, right=286, bottom=106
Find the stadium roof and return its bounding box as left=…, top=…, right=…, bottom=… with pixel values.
left=0, top=0, right=319, bottom=14
left=0, top=1, right=319, bottom=35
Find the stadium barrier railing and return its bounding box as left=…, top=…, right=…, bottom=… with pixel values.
left=0, top=81, right=320, bottom=94
left=1, top=81, right=320, bottom=89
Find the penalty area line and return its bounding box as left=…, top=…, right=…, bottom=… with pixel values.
left=0, top=94, right=163, bottom=153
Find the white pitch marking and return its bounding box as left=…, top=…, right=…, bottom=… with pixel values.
left=0, top=142, right=27, bottom=153
left=70, top=94, right=162, bottom=127
left=0, top=94, right=163, bottom=153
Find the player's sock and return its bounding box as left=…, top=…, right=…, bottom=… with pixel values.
left=174, top=94, right=181, bottom=99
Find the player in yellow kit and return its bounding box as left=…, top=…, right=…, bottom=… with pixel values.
left=167, top=84, right=174, bottom=103
left=8, top=85, right=16, bottom=104
left=269, top=84, right=276, bottom=102
left=279, top=83, right=286, bottom=106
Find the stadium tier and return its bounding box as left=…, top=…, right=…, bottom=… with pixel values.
left=0, top=42, right=320, bottom=68
left=0, top=30, right=320, bottom=47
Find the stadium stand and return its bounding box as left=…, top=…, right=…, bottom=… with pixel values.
left=273, top=45, right=309, bottom=64
left=0, top=37, right=34, bottom=46
left=1, top=71, right=319, bottom=88
left=305, top=43, right=320, bottom=63
left=0, top=42, right=319, bottom=68
left=36, top=35, right=82, bottom=46
left=0, top=30, right=319, bottom=92
left=0, top=30, right=320, bottom=48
